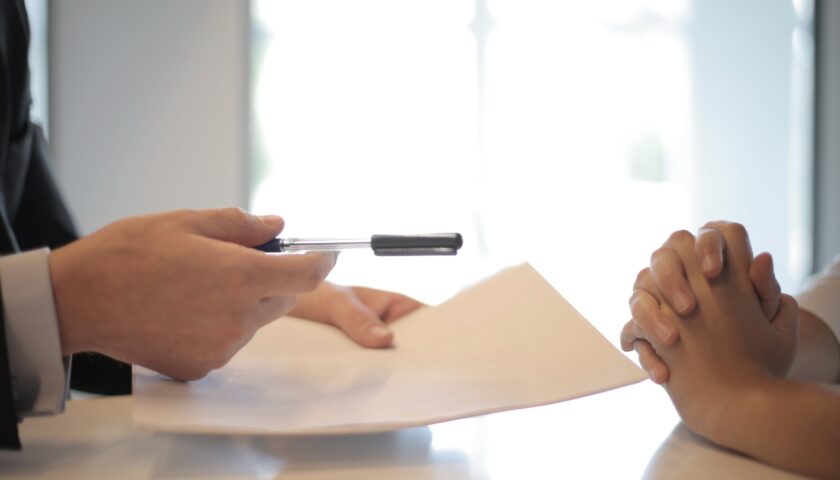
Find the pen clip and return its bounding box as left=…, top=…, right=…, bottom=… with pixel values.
left=371, top=233, right=463, bottom=256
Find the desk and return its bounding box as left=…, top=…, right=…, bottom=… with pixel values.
left=0, top=382, right=808, bottom=479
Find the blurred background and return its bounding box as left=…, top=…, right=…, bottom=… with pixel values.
left=30, top=0, right=840, bottom=477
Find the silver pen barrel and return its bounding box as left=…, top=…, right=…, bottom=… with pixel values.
left=279, top=238, right=371, bottom=252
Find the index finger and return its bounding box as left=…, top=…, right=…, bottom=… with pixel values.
left=695, top=224, right=726, bottom=278
left=702, top=221, right=753, bottom=276
left=750, top=252, right=781, bottom=319
left=252, top=251, right=338, bottom=295
left=650, top=246, right=695, bottom=315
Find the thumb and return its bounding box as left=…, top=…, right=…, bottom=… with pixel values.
left=181, top=208, right=284, bottom=246
left=326, top=293, right=394, bottom=348
left=771, top=293, right=799, bottom=343
left=750, top=252, right=781, bottom=321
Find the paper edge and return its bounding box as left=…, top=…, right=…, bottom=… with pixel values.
left=133, top=371, right=647, bottom=436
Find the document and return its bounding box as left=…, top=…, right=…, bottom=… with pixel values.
left=133, top=263, right=646, bottom=434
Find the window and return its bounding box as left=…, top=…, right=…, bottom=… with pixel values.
left=251, top=0, right=813, bottom=311
left=25, top=0, right=48, bottom=131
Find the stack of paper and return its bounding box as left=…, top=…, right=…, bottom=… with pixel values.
left=133, top=263, right=645, bottom=434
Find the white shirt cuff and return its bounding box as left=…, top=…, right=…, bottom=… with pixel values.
left=0, top=248, right=69, bottom=417
left=796, top=253, right=840, bottom=346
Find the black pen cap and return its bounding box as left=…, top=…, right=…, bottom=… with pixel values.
left=371, top=233, right=463, bottom=256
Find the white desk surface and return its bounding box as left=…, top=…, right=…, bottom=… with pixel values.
left=0, top=382, right=808, bottom=480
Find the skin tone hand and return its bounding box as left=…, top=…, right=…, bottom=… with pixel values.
left=290, top=282, right=424, bottom=348
left=49, top=208, right=339, bottom=381
left=634, top=225, right=840, bottom=479
left=622, top=221, right=840, bottom=384
left=642, top=225, right=799, bottom=426
left=621, top=221, right=781, bottom=383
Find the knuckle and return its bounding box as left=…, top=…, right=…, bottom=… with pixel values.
left=628, top=288, right=642, bottom=305
left=724, top=222, right=749, bottom=241
left=621, top=333, right=638, bottom=351
left=632, top=322, right=649, bottom=343
left=628, top=289, right=642, bottom=307
left=701, top=219, right=726, bottom=230
left=667, top=229, right=694, bottom=245
left=649, top=247, right=673, bottom=264
left=696, top=227, right=723, bottom=248
left=223, top=207, right=251, bottom=226
left=634, top=267, right=651, bottom=286
left=628, top=289, right=650, bottom=311
left=631, top=302, right=653, bottom=325
left=630, top=306, right=655, bottom=332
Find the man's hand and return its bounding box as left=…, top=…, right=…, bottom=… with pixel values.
left=291, top=282, right=424, bottom=348
left=49, top=208, right=336, bottom=381
left=621, top=221, right=782, bottom=383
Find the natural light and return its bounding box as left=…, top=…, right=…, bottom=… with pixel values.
left=250, top=0, right=811, bottom=477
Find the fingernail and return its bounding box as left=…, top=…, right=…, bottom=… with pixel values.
left=702, top=256, right=716, bottom=274
left=369, top=325, right=391, bottom=339
left=655, top=321, right=675, bottom=343
left=673, top=291, right=691, bottom=313
left=260, top=215, right=284, bottom=228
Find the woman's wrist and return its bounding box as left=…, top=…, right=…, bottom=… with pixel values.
left=670, top=369, right=776, bottom=445
left=701, top=376, right=783, bottom=448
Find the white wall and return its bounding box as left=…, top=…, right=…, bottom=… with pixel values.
left=50, top=0, right=249, bottom=234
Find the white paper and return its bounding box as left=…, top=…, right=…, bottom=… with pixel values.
left=133, top=263, right=646, bottom=435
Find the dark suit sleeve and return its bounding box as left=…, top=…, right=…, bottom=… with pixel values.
left=11, top=124, right=76, bottom=251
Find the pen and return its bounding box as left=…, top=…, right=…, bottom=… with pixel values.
left=253, top=233, right=463, bottom=256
